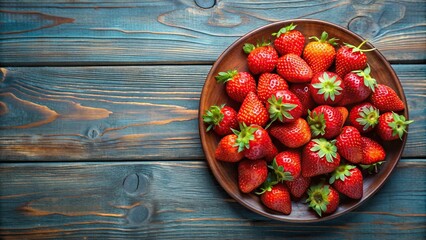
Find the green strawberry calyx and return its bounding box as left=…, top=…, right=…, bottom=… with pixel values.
left=329, top=164, right=356, bottom=184
left=311, top=72, right=343, bottom=102
left=202, top=104, right=225, bottom=132
left=269, top=158, right=294, bottom=182
left=310, top=138, right=338, bottom=163
left=306, top=183, right=330, bottom=217
left=360, top=161, right=384, bottom=174
left=307, top=110, right=326, bottom=137
left=352, top=64, right=377, bottom=92
left=266, top=95, right=297, bottom=128
left=272, top=23, right=296, bottom=38
left=232, top=123, right=256, bottom=152
left=215, top=70, right=238, bottom=84
left=243, top=40, right=271, bottom=54
left=356, top=105, right=380, bottom=131
left=388, top=112, right=414, bottom=140
left=309, top=31, right=338, bottom=46
left=344, top=39, right=376, bottom=53
left=255, top=172, right=279, bottom=195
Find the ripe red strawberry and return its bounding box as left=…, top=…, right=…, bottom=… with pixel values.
left=202, top=104, right=238, bottom=136
left=272, top=23, right=305, bottom=56
left=302, top=138, right=341, bottom=177
left=289, top=83, right=315, bottom=116
left=335, top=40, right=375, bottom=78
left=370, top=84, right=405, bottom=112
left=307, top=105, right=343, bottom=139
left=276, top=53, right=313, bottom=83
left=306, top=183, right=340, bottom=217
left=257, top=73, right=289, bottom=103
left=270, top=150, right=302, bottom=181
left=215, top=70, right=257, bottom=102
left=269, top=118, right=311, bottom=148
left=285, top=175, right=311, bottom=199
left=329, top=164, right=363, bottom=199
left=310, top=71, right=344, bottom=105
left=243, top=42, right=278, bottom=75
left=303, top=31, right=338, bottom=74
left=214, top=134, right=244, bottom=162
left=238, top=159, right=268, bottom=193
left=335, top=126, right=363, bottom=164
left=258, top=182, right=292, bottom=214
left=360, top=137, right=386, bottom=165
left=266, top=89, right=303, bottom=126
left=348, top=102, right=379, bottom=133
left=335, top=106, right=348, bottom=128
left=377, top=112, right=413, bottom=141
left=234, top=123, right=277, bottom=161
left=338, top=65, right=377, bottom=106
left=237, top=92, right=269, bottom=127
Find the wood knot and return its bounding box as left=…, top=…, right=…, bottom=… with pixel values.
left=348, top=16, right=380, bottom=39
left=195, top=0, right=216, bottom=9
left=127, top=205, right=151, bottom=225
left=123, top=173, right=149, bottom=196
left=87, top=127, right=100, bottom=139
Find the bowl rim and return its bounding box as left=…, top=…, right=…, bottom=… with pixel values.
left=198, top=19, right=409, bottom=222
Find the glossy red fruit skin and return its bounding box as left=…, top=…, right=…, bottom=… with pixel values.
left=269, top=118, right=311, bottom=148
left=335, top=126, right=363, bottom=164
left=332, top=166, right=363, bottom=199
left=370, top=84, right=405, bottom=112
left=247, top=46, right=278, bottom=75
left=244, top=125, right=277, bottom=161
left=308, top=105, right=343, bottom=139
left=276, top=53, right=313, bottom=83
left=257, top=73, right=289, bottom=103
left=348, top=102, right=379, bottom=133
left=309, top=71, right=344, bottom=106
left=289, top=83, right=316, bottom=116
left=339, top=72, right=372, bottom=106
left=301, top=140, right=341, bottom=177
left=215, top=134, right=244, bottom=162
left=335, top=45, right=368, bottom=78
left=260, top=183, right=292, bottom=214
left=376, top=112, right=407, bottom=141
left=274, top=150, right=302, bottom=180
left=302, top=35, right=337, bottom=75
left=324, top=185, right=340, bottom=215
left=266, top=89, right=303, bottom=123
left=225, top=72, right=257, bottom=103
left=237, top=92, right=269, bottom=127
left=238, top=159, right=268, bottom=193
left=274, top=29, right=305, bottom=56
left=285, top=175, right=311, bottom=199
left=215, top=106, right=238, bottom=136
left=360, top=137, right=386, bottom=165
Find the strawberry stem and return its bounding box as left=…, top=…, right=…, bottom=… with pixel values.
left=266, top=95, right=297, bottom=129
left=344, top=39, right=376, bottom=53
left=352, top=64, right=377, bottom=92
left=389, top=112, right=414, bottom=140
left=310, top=138, right=338, bottom=163
left=306, top=184, right=331, bottom=217
left=215, top=70, right=238, bottom=83
left=202, top=104, right=225, bottom=132
left=329, top=164, right=356, bottom=184
left=356, top=105, right=379, bottom=131
left=272, top=23, right=296, bottom=37
left=311, top=72, right=343, bottom=102
left=233, top=123, right=257, bottom=152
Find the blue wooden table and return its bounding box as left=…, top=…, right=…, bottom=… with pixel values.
left=0, top=1, right=425, bottom=239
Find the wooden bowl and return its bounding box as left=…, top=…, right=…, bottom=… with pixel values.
left=198, top=19, right=408, bottom=222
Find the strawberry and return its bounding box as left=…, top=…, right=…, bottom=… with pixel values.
left=202, top=104, right=238, bottom=136
left=234, top=123, right=277, bottom=161
left=360, top=137, right=386, bottom=165
left=329, top=164, right=363, bottom=199
left=306, top=183, right=340, bottom=217
left=285, top=175, right=311, bottom=199
left=377, top=112, right=413, bottom=141
left=257, top=73, right=289, bottom=103
left=303, top=31, right=338, bottom=74
left=338, top=65, right=377, bottom=106
left=243, top=42, right=278, bottom=75
left=289, top=83, right=316, bottom=116
left=215, top=70, right=257, bottom=102
left=307, top=105, right=343, bottom=139
left=237, top=92, right=269, bottom=127
left=272, top=23, right=305, bottom=56
left=370, top=84, right=405, bottom=112
left=269, top=118, right=311, bottom=148
left=302, top=138, right=341, bottom=177
left=238, top=159, right=268, bottom=193
left=335, top=106, right=348, bottom=128
left=266, top=89, right=303, bottom=126
left=335, top=126, right=363, bottom=164
left=348, top=102, right=379, bottom=133
left=258, top=182, right=292, bottom=214
left=310, top=71, right=344, bottom=105
left=276, top=53, right=313, bottom=83
left=214, top=134, right=244, bottom=162
left=270, top=150, right=302, bottom=182
left=335, top=40, right=375, bottom=78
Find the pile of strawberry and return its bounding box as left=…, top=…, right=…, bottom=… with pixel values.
left=202, top=23, right=413, bottom=217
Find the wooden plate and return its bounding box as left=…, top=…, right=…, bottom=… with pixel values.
left=198, top=19, right=409, bottom=222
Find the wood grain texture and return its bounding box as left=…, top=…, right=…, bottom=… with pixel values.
left=0, top=160, right=425, bottom=239
left=0, top=64, right=424, bottom=161
left=0, top=0, right=425, bottom=65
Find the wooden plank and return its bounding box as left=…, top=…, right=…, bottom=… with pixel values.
left=0, top=64, right=424, bottom=161
left=0, top=159, right=424, bottom=239
left=1, top=0, right=425, bottom=65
